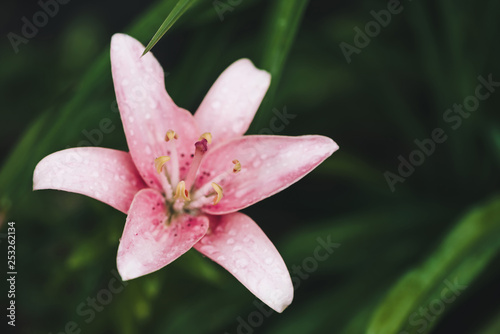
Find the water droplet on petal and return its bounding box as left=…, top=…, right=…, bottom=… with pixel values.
left=226, top=238, right=235, bottom=245
left=211, top=101, right=221, bottom=109
left=128, top=116, right=134, bottom=123
left=236, top=258, right=248, bottom=268
left=265, top=257, right=273, bottom=265
left=201, top=245, right=217, bottom=255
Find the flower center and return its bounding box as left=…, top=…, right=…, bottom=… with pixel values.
left=153, top=131, right=240, bottom=215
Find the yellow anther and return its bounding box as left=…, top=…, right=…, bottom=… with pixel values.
left=154, top=156, right=171, bottom=173
left=199, top=132, right=212, bottom=145
left=174, top=181, right=190, bottom=201
left=211, top=182, right=223, bottom=205
left=165, top=130, right=178, bottom=142
left=232, top=159, right=241, bottom=173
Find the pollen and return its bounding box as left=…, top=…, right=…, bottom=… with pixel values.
left=232, top=159, right=241, bottom=173
left=165, top=130, right=178, bottom=142
left=174, top=180, right=190, bottom=201
left=211, top=182, right=223, bottom=205
left=154, top=156, right=171, bottom=173
left=199, top=132, right=212, bottom=145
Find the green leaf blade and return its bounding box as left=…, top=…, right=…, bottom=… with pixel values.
left=142, top=0, right=200, bottom=56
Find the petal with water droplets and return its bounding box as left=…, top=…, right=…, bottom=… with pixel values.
left=194, top=212, right=293, bottom=312
left=33, top=147, right=145, bottom=213
left=117, top=189, right=209, bottom=280
left=111, top=33, right=199, bottom=187
left=194, top=59, right=270, bottom=146
left=197, top=135, right=338, bottom=215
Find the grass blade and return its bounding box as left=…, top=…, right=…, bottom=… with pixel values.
left=142, top=0, right=200, bottom=55
left=367, top=195, right=500, bottom=334
left=249, top=0, right=309, bottom=132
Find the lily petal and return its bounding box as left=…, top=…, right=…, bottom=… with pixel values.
left=117, top=188, right=208, bottom=280
left=111, top=33, right=199, bottom=187
left=194, top=212, right=293, bottom=313
left=194, top=59, right=271, bottom=146
left=197, top=135, right=338, bottom=215
left=33, top=147, right=145, bottom=213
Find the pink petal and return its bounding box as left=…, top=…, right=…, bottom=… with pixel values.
left=196, top=135, right=338, bottom=215
left=194, top=59, right=271, bottom=146
left=117, top=188, right=208, bottom=280
left=111, top=33, right=199, bottom=187
left=33, top=147, right=146, bottom=213
left=194, top=213, right=293, bottom=312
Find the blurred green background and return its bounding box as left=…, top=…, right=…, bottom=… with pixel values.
left=2, top=0, right=500, bottom=333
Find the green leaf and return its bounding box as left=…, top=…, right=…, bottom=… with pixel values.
left=142, top=0, right=200, bottom=55
left=249, top=0, right=309, bottom=132
left=476, top=308, right=500, bottom=334
left=367, top=195, right=500, bottom=334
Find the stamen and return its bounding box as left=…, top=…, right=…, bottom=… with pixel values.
left=154, top=156, right=170, bottom=174
left=211, top=182, right=223, bottom=205
left=164, top=130, right=180, bottom=186
left=165, top=130, right=178, bottom=142
left=192, top=158, right=241, bottom=201
left=232, top=159, right=241, bottom=173
left=184, top=137, right=209, bottom=190
left=199, top=132, right=212, bottom=144
left=174, top=181, right=190, bottom=201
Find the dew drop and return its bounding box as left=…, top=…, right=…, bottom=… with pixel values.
left=201, top=245, right=217, bottom=255
left=236, top=258, right=248, bottom=268
left=272, top=289, right=283, bottom=300
left=128, top=116, right=134, bottom=123
left=211, top=101, right=221, bottom=109
left=216, top=255, right=226, bottom=262
left=148, top=99, right=157, bottom=109
left=226, top=238, right=235, bottom=245
left=145, top=113, right=151, bottom=119
left=145, top=145, right=152, bottom=155
left=265, top=257, right=273, bottom=265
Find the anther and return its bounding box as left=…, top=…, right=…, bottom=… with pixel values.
left=154, top=156, right=170, bottom=173
left=232, top=160, right=241, bottom=173
left=174, top=181, right=190, bottom=201
left=211, top=182, right=223, bottom=205
left=165, top=130, right=178, bottom=142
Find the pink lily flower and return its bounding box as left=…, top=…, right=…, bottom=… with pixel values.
left=33, top=34, right=338, bottom=312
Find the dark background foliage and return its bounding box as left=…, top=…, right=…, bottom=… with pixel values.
left=1, top=0, right=500, bottom=333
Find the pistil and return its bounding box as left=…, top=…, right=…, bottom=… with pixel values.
left=184, top=133, right=211, bottom=190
